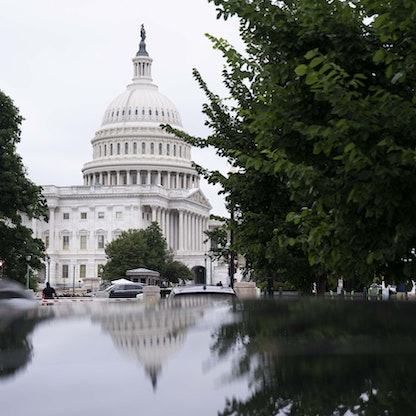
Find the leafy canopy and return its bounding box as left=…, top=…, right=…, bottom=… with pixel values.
left=166, top=0, right=416, bottom=288
left=0, top=90, right=48, bottom=284
left=104, top=222, right=193, bottom=283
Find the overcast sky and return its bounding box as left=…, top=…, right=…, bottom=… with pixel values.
left=1, top=0, right=244, bottom=217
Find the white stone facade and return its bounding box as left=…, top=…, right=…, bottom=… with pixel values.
left=24, top=26, right=216, bottom=288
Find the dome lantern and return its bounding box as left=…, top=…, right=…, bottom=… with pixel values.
left=132, top=24, right=152, bottom=83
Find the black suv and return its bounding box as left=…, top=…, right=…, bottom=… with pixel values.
left=107, top=283, right=145, bottom=298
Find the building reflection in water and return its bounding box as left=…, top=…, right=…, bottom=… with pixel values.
left=91, top=297, right=229, bottom=388
left=0, top=295, right=236, bottom=390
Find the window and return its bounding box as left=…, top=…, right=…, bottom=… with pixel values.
left=150, top=143, right=154, bottom=154
left=62, top=264, right=69, bottom=279
left=173, top=144, right=177, bottom=156
left=63, top=213, right=70, bottom=220
left=115, top=211, right=123, bottom=220
left=63, top=236, right=69, bottom=250
left=133, top=142, right=137, bottom=154
left=167, top=144, right=170, bottom=155
left=80, top=264, right=86, bottom=279
left=80, top=235, right=87, bottom=250
left=159, top=143, right=162, bottom=155
left=142, top=142, right=146, bottom=153
left=117, top=143, right=121, bottom=155
left=45, top=235, right=49, bottom=249
left=80, top=212, right=87, bottom=220
left=98, top=235, right=105, bottom=249
left=125, top=142, right=129, bottom=154
left=110, top=143, right=113, bottom=155
left=98, top=212, right=105, bottom=219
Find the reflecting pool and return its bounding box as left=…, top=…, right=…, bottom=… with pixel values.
left=1, top=297, right=415, bottom=415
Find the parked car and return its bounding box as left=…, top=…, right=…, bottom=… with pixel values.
left=168, top=284, right=237, bottom=299
left=96, top=283, right=146, bottom=298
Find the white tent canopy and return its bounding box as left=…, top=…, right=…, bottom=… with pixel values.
left=111, top=278, right=134, bottom=285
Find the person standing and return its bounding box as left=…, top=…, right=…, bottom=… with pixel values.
left=42, top=282, right=57, bottom=299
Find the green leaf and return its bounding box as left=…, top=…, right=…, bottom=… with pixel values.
left=305, top=49, right=320, bottom=59
left=373, top=49, right=385, bottom=63
left=295, top=64, right=308, bottom=76
left=310, top=56, right=325, bottom=69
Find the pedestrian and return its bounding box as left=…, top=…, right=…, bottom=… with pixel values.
left=396, top=281, right=407, bottom=301
left=42, top=282, right=57, bottom=299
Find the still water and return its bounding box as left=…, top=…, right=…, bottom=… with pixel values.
left=1, top=297, right=416, bottom=416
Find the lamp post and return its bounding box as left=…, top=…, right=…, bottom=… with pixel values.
left=207, top=249, right=214, bottom=285
left=210, top=253, right=213, bottom=285
left=72, top=263, right=76, bottom=296
left=204, top=255, right=207, bottom=285
left=25, top=254, right=32, bottom=289
left=228, top=208, right=235, bottom=290
left=99, top=267, right=104, bottom=289
left=228, top=166, right=238, bottom=290
left=47, top=255, right=51, bottom=284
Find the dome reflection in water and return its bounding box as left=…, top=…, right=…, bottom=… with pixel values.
left=1, top=297, right=416, bottom=415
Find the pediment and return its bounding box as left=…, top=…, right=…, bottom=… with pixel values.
left=186, top=189, right=212, bottom=208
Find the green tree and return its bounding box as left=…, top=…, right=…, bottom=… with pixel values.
left=164, top=260, right=194, bottom=284
left=166, top=0, right=416, bottom=290
left=213, top=299, right=416, bottom=415
left=103, top=223, right=173, bottom=281
left=0, top=90, right=48, bottom=284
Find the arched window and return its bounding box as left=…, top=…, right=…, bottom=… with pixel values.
left=150, top=143, right=154, bottom=154
left=125, top=142, right=129, bottom=154
left=133, top=142, right=137, bottom=154
left=142, top=142, right=146, bottom=154
left=159, top=143, right=162, bottom=155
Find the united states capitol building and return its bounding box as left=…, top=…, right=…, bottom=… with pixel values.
left=25, top=26, right=228, bottom=288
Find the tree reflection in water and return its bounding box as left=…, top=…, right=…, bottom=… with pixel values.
left=0, top=310, right=41, bottom=380
left=212, top=299, right=416, bottom=416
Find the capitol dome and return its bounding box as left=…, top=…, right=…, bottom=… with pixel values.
left=100, top=23, right=182, bottom=130
left=82, top=25, right=198, bottom=189
left=101, top=82, right=183, bottom=129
